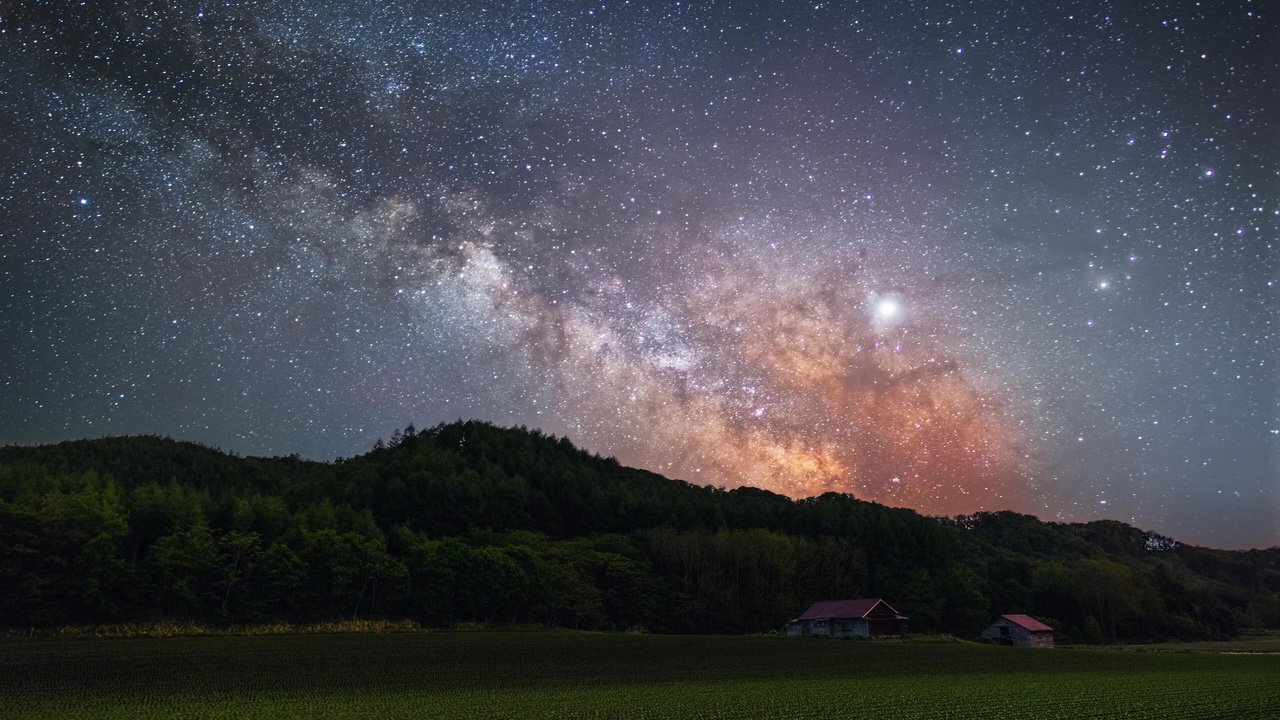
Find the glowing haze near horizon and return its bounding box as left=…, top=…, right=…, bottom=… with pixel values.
left=1, top=2, right=1276, bottom=547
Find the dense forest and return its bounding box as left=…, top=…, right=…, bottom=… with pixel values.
left=2, top=421, right=1277, bottom=642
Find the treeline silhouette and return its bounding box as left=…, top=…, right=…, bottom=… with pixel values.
left=1, top=420, right=1276, bottom=641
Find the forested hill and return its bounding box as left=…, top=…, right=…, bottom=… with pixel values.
left=2, top=421, right=1277, bottom=641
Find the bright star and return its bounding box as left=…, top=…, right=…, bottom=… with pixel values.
left=876, top=298, right=901, bottom=320
left=872, top=295, right=905, bottom=331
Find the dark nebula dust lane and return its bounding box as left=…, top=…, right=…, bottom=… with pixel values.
left=0, top=2, right=1276, bottom=547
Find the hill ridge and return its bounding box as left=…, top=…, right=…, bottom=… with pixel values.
left=1, top=420, right=1277, bottom=640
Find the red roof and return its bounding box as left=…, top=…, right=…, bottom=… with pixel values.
left=796, top=599, right=898, bottom=621
left=1001, top=614, right=1053, bottom=632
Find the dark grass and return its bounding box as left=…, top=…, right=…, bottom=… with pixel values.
left=2, top=632, right=1277, bottom=718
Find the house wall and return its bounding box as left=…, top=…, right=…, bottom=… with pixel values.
left=1028, top=631, right=1054, bottom=648
left=812, top=619, right=878, bottom=638
left=866, top=617, right=900, bottom=637
left=788, top=613, right=904, bottom=638
left=1010, top=626, right=1034, bottom=646
left=864, top=604, right=901, bottom=637
left=786, top=619, right=871, bottom=638
left=982, top=620, right=1018, bottom=644
left=830, top=619, right=870, bottom=638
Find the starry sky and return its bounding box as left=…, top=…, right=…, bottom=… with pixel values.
left=1, top=1, right=1276, bottom=548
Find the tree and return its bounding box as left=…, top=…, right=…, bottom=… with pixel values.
left=32, top=476, right=130, bottom=623
left=1070, top=558, right=1142, bottom=642
left=259, top=540, right=307, bottom=617
left=147, top=523, right=222, bottom=618
left=219, top=530, right=262, bottom=615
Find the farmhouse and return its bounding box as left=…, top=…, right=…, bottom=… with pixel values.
left=785, top=598, right=906, bottom=638
left=981, top=614, right=1054, bottom=647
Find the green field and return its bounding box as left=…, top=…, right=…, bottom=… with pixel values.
left=2, top=632, right=1277, bottom=719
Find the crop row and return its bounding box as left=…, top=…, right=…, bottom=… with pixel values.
left=3, top=634, right=1278, bottom=719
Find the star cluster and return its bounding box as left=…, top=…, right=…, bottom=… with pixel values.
left=0, top=1, right=1275, bottom=546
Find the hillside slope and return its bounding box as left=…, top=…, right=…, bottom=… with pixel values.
left=1, top=421, right=1277, bottom=640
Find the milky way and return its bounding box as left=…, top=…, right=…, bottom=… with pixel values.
left=1, top=2, right=1276, bottom=546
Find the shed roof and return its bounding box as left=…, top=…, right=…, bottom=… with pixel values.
left=1000, top=614, right=1053, bottom=632
left=796, top=598, right=899, bottom=621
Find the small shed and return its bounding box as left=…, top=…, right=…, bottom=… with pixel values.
left=785, top=599, right=906, bottom=638
left=981, top=614, right=1054, bottom=648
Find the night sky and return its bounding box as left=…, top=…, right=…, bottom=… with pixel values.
left=1, top=2, right=1276, bottom=548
